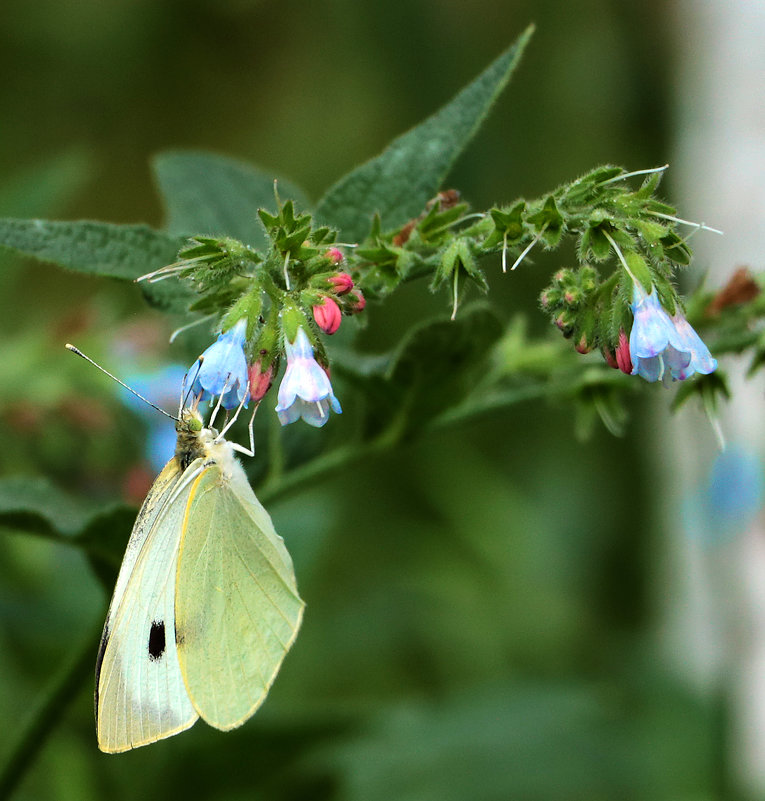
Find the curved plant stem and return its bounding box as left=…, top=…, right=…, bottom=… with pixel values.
left=256, top=379, right=555, bottom=506
left=0, top=624, right=99, bottom=801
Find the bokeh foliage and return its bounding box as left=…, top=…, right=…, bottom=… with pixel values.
left=0, top=2, right=725, bottom=800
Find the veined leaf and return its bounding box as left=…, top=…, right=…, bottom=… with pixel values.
left=153, top=150, right=311, bottom=248
left=0, top=218, right=190, bottom=311
left=315, top=26, right=534, bottom=242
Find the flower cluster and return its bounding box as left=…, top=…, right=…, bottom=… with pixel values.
left=187, top=318, right=344, bottom=429
left=275, top=328, right=342, bottom=426
left=627, top=284, right=717, bottom=382
left=310, top=250, right=366, bottom=335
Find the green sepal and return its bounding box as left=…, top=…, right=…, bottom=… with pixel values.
left=653, top=279, right=678, bottom=317
left=660, top=230, right=692, bottom=266
left=417, top=201, right=470, bottom=244
left=221, top=289, right=264, bottom=338
left=623, top=250, right=653, bottom=292
left=634, top=219, right=668, bottom=245
left=634, top=170, right=664, bottom=199
left=280, top=300, right=309, bottom=343
left=431, top=238, right=482, bottom=291
left=562, top=165, right=624, bottom=205
left=526, top=196, right=563, bottom=247
left=484, top=201, right=526, bottom=249
left=579, top=225, right=613, bottom=262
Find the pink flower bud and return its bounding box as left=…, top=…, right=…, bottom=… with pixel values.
left=248, top=361, right=274, bottom=402
left=325, top=247, right=344, bottom=265
left=615, top=329, right=632, bottom=374
left=328, top=271, right=354, bottom=295
left=313, top=296, right=342, bottom=334
left=348, top=289, right=366, bottom=314
left=575, top=335, right=591, bottom=354
left=602, top=348, right=619, bottom=369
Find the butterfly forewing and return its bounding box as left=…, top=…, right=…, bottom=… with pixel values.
left=96, top=460, right=201, bottom=753
left=175, top=459, right=304, bottom=730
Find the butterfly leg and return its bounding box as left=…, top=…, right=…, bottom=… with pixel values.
left=218, top=382, right=256, bottom=457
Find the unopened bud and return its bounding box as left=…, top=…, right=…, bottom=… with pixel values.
left=555, top=312, right=575, bottom=338
left=325, top=247, right=344, bottom=265
left=328, top=271, right=354, bottom=295
left=313, top=296, right=342, bottom=334
left=602, top=347, right=619, bottom=369
left=575, top=335, right=591, bottom=354
left=348, top=289, right=366, bottom=314
left=248, top=361, right=275, bottom=402
left=615, top=330, right=632, bottom=374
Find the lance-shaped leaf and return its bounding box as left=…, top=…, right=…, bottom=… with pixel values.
left=315, top=26, right=534, bottom=242
left=153, top=150, right=311, bottom=248
left=0, top=218, right=190, bottom=311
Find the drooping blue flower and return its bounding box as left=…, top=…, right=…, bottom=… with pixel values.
left=188, top=318, right=249, bottom=409
left=629, top=284, right=717, bottom=382
left=275, top=327, right=342, bottom=427
left=683, top=444, right=764, bottom=545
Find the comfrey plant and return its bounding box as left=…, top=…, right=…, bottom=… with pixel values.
left=1, top=23, right=765, bottom=779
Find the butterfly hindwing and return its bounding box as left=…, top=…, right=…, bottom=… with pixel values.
left=175, top=458, right=304, bottom=730
left=95, top=460, right=201, bottom=753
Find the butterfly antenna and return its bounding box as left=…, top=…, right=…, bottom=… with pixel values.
left=181, top=359, right=202, bottom=415
left=65, top=343, right=179, bottom=422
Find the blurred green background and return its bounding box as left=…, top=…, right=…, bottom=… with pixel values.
left=0, top=1, right=727, bottom=799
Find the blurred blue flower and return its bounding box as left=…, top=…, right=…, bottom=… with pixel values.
left=275, top=327, right=342, bottom=427
left=683, top=445, right=764, bottom=545
left=188, top=318, right=249, bottom=410
left=120, top=364, right=187, bottom=470
left=629, top=284, right=717, bottom=382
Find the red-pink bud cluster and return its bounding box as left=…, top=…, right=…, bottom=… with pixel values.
left=248, top=361, right=275, bottom=402
left=328, top=272, right=354, bottom=295
left=602, top=348, right=619, bottom=369
left=348, top=289, right=366, bottom=313
left=313, top=297, right=342, bottom=334
left=615, top=330, right=632, bottom=374
left=325, top=247, right=344, bottom=265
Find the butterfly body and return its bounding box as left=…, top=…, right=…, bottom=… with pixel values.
left=95, top=409, right=303, bottom=753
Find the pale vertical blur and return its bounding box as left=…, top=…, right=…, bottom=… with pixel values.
left=670, top=1, right=765, bottom=795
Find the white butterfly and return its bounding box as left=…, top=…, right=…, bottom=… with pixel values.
left=95, top=406, right=304, bottom=753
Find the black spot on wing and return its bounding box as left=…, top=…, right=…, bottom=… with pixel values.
left=148, top=620, right=166, bottom=661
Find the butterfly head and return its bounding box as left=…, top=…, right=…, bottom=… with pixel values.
left=174, top=407, right=219, bottom=470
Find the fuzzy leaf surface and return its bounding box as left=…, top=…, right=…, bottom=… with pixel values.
left=153, top=150, right=311, bottom=248
left=0, top=218, right=189, bottom=311
left=315, top=26, right=534, bottom=241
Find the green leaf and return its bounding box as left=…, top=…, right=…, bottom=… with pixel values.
left=0, top=475, right=134, bottom=589
left=0, top=218, right=190, bottom=312
left=153, top=150, right=311, bottom=248
left=315, top=26, right=534, bottom=241
left=0, top=475, right=96, bottom=539
left=386, top=304, right=504, bottom=432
